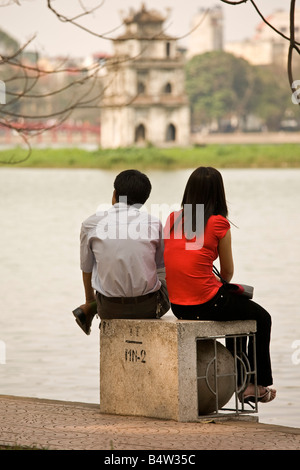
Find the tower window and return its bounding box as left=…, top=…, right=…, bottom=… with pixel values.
left=135, top=124, right=146, bottom=142
left=166, top=123, right=176, bottom=142
left=137, top=82, right=145, bottom=94
left=164, top=82, right=172, bottom=93
left=166, top=42, right=171, bottom=57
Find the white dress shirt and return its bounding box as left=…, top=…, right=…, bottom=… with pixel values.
left=80, top=203, right=164, bottom=297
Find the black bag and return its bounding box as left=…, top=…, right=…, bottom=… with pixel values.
left=213, top=266, right=254, bottom=299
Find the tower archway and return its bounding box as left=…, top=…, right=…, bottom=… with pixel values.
left=135, top=124, right=146, bottom=142
left=164, top=82, right=172, bottom=93
left=166, top=123, right=176, bottom=141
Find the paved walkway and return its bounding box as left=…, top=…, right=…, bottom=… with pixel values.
left=1, top=395, right=300, bottom=451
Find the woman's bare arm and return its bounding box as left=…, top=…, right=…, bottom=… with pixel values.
left=218, top=229, right=234, bottom=282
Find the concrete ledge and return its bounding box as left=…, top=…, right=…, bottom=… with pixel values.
left=1, top=395, right=299, bottom=450
left=99, top=315, right=256, bottom=422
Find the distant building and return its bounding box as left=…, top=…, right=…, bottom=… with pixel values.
left=100, top=3, right=190, bottom=148
left=225, top=8, right=299, bottom=66
left=0, top=27, right=19, bottom=57
left=187, top=5, right=223, bottom=59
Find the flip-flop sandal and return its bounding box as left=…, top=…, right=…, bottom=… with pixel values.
left=73, top=307, right=91, bottom=335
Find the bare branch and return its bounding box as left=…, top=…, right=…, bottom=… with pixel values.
left=249, top=0, right=300, bottom=46
left=287, top=0, right=300, bottom=106
left=220, top=0, right=300, bottom=104
left=176, top=8, right=210, bottom=41
left=0, top=118, right=32, bottom=164
left=0, top=35, right=36, bottom=64
left=220, top=0, right=248, bottom=4
left=0, top=0, right=21, bottom=6
left=46, top=0, right=114, bottom=41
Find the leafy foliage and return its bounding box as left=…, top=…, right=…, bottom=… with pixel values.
left=185, top=51, right=298, bottom=131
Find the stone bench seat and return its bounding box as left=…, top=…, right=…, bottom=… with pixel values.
left=99, top=314, right=257, bottom=422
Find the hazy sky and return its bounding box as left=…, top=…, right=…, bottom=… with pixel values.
left=0, top=0, right=290, bottom=57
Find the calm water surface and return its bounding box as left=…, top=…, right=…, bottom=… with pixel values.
left=0, top=167, right=299, bottom=429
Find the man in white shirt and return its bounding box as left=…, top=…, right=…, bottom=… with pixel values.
left=74, top=169, right=170, bottom=334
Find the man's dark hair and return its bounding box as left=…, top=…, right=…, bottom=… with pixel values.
left=114, top=169, right=152, bottom=206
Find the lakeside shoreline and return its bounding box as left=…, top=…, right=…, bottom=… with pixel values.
left=1, top=143, right=300, bottom=169
left=0, top=395, right=299, bottom=451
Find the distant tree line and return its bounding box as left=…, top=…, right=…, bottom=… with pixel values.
left=185, top=51, right=300, bottom=132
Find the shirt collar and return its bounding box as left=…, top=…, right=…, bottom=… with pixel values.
left=113, top=202, right=141, bottom=212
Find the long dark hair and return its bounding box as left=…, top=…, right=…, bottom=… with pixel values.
left=172, top=167, right=228, bottom=238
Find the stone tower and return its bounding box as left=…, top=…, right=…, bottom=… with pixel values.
left=100, top=4, right=190, bottom=148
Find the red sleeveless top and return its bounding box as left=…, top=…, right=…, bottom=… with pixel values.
left=163, top=212, right=230, bottom=305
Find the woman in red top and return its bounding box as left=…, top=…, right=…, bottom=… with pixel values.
left=164, top=167, right=276, bottom=405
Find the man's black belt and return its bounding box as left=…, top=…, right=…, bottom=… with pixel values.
left=98, top=291, right=156, bottom=304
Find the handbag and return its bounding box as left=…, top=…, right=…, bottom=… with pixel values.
left=213, top=266, right=254, bottom=299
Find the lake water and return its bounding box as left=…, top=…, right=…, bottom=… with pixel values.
left=0, top=167, right=299, bottom=429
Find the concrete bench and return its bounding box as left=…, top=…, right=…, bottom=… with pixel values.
left=99, top=314, right=257, bottom=422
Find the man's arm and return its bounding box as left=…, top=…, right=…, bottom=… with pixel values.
left=82, top=271, right=95, bottom=303
left=80, top=271, right=96, bottom=313
left=80, top=218, right=96, bottom=312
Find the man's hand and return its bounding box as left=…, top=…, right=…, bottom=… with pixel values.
left=73, top=298, right=97, bottom=335
left=79, top=299, right=96, bottom=315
